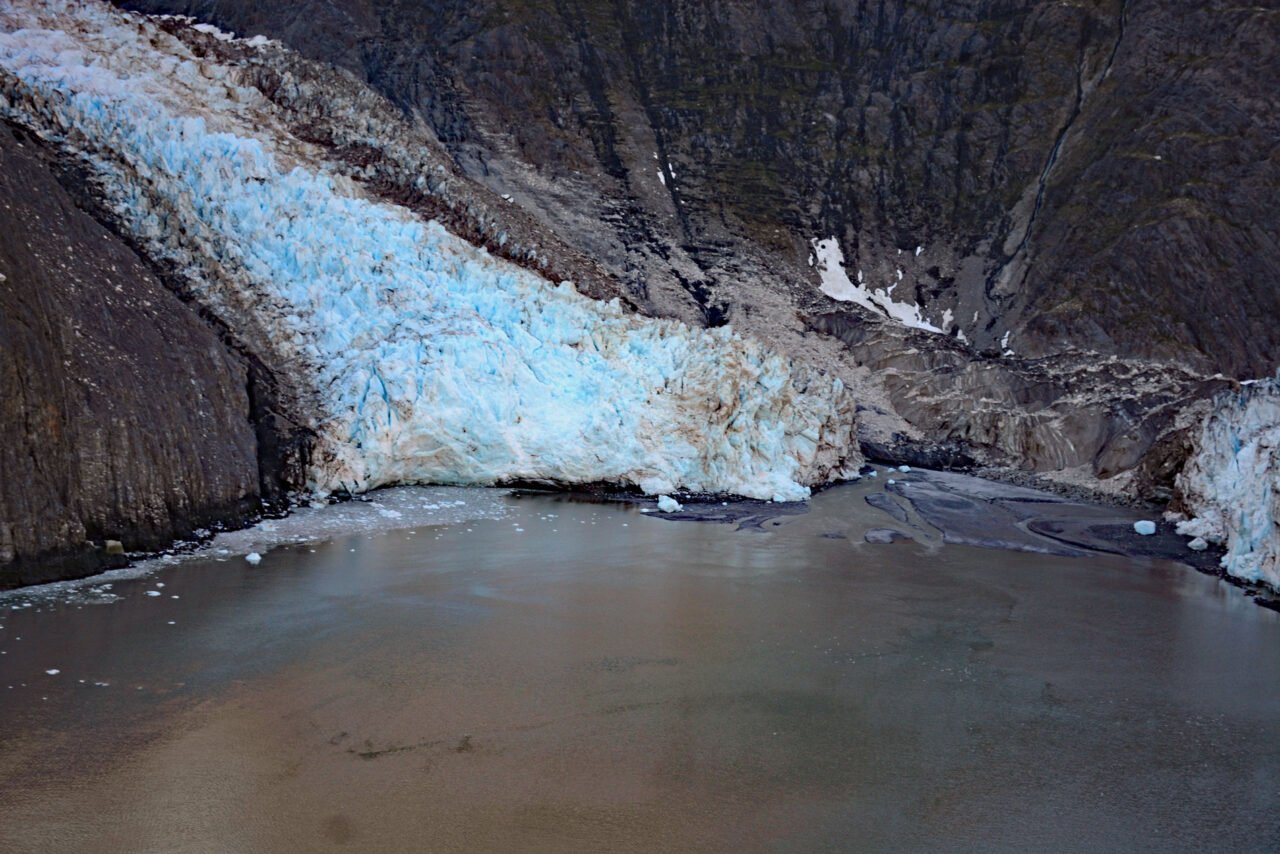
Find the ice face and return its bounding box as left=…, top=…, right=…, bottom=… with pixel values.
left=0, top=0, right=860, bottom=502
left=1176, top=376, right=1280, bottom=588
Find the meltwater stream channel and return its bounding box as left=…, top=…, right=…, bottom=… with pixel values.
left=0, top=470, right=1277, bottom=852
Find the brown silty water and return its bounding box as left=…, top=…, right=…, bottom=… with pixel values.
left=0, top=471, right=1277, bottom=852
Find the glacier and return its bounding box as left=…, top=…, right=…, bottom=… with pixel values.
left=0, top=0, right=859, bottom=502
left=1176, top=375, right=1280, bottom=588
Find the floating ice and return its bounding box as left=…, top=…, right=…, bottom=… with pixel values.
left=656, top=495, right=683, bottom=513
left=45, top=669, right=59, bottom=675
left=144, top=590, right=161, bottom=597
left=1133, top=520, right=1157, bottom=536
left=245, top=553, right=263, bottom=564
left=0, top=1, right=859, bottom=503
left=898, top=465, right=911, bottom=473
left=1187, top=537, right=1208, bottom=552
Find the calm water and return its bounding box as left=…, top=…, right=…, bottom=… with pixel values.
left=0, top=479, right=1277, bottom=852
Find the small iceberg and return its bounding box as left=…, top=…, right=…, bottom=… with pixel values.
left=1133, top=521, right=1157, bottom=536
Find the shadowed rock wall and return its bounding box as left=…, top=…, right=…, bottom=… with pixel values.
left=0, top=122, right=298, bottom=588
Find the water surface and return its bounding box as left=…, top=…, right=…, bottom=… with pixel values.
left=1, top=477, right=1277, bottom=852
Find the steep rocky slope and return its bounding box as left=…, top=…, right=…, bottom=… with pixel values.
left=122, top=0, right=1280, bottom=378
left=0, top=121, right=304, bottom=587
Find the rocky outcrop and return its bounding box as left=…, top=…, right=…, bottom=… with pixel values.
left=0, top=121, right=304, bottom=588
left=809, top=310, right=1232, bottom=500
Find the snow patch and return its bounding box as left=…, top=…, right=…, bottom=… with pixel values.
left=809, top=238, right=941, bottom=333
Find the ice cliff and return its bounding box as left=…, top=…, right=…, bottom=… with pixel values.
left=1176, top=377, right=1280, bottom=589
left=0, top=0, right=858, bottom=502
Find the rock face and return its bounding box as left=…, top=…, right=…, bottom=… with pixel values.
left=123, top=0, right=1280, bottom=378
left=0, top=121, right=302, bottom=588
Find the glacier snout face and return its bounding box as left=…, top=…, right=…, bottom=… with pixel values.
left=1176, top=377, right=1280, bottom=589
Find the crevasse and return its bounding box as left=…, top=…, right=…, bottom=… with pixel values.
left=0, top=0, right=858, bottom=501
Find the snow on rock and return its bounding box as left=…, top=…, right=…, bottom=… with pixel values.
left=809, top=237, right=941, bottom=333
left=656, top=495, right=682, bottom=513
left=1133, top=520, right=1156, bottom=536
left=1176, top=376, right=1280, bottom=588
left=0, top=0, right=860, bottom=503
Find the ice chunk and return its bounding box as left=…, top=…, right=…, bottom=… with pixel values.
left=656, top=495, right=683, bottom=513
left=45, top=669, right=60, bottom=675
left=1187, top=537, right=1208, bottom=552
left=898, top=465, right=911, bottom=473
left=1133, top=520, right=1157, bottom=536
left=245, top=552, right=263, bottom=564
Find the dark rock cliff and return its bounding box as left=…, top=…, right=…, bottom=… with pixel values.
left=122, top=0, right=1280, bottom=377
left=0, top=122, right=303, bottom=588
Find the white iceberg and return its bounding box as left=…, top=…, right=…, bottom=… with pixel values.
left=656, top=495, right=683, bottom=513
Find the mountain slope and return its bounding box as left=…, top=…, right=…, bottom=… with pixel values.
left=122, top=0, right=1280, bottom=377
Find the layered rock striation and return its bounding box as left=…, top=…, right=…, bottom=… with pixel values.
left=0, top=121, right=302, bottom=587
